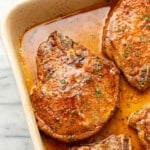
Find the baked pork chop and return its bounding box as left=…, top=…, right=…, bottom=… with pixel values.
left=31, top=31, right=120, bottom=142
left=128, top=105, right=150, bottom=149
left=103, top=0, right=150, bottom=91
left=70, top=135, right=132, bottom=150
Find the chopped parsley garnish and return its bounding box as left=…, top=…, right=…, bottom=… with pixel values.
left=145, top=14, right=150, bottom=22
left=124, top=49, right=131, bottom=58
left=139, top=69, right=147, bottom=87
left=124, top=44, right=132, bottom=58
left=96, top=90, right=102, bottom=98
left=90, top=34, right=96, bottom=40
left=116, top=26, right=126, bottom=33
left=60, top=79, right=66, bottom=84
left=60, top=79, right=67, bottom=90
left=61, top=85, right=66, bottom=90
left=126, top=44, right=132, bottom=49
left=120, top=26, right=126, bottom=33
left=140, top=37, right=149, bottom=43
left=95, top=65, right=101, bottom=72
left=139, top=80, right=145, bottom=87
left=147, top=24, right=150, bottom=30
left=85, top=75, right=92, bottom=82
left=126, top=103, right=130, bottom=108
left=67, top=135, right=75, bottom=141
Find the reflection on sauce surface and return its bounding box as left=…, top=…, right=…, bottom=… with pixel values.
left=20, top=3, right=149, bottom=150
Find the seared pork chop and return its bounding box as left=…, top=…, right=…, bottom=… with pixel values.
left=31, top=31, right=120, bottom=142
left=128, top=105, right=150, bottom=149
left=103, top=0, right=150, bottom=91
left=70, top=135, right=132, bottom=150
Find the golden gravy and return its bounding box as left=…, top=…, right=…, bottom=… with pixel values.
left=20, top=3, right=149, bottom=150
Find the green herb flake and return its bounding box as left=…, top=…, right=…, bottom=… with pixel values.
left=126, top=44, right=132, bottom=49
left=120, top=26, right=126, bottom=32
left=125, top=116, right=129, bottom=120
left=96, top=84, right=100, bottom=89
left=147, top=24, right=150, bottom=30
left=67, top=135, right=75, bottom=141
left=116, top=26, right=126, bottom=33
left=95, top=65, right=101, bottom=72
left=50, top=126, right=57, bottom=132
left=124, top=44, right=132, bottom=58
left=85, top=75, right=92, bottom=82
left=60, top=79, right=66, bottom=84
left=145, top=14, right=150, bottom=22
left=139, top=69, right=147, bottom=87
left=90, top=34, right=96, bottom=40
left=61, top=85, right=66, bottom=90
left=96, top=90, right=102, bottom=98
left=126, top=103, right=130, bottom=108
left=140, top=37, right=149, bottom=43
left=139, top=80, right=145, bottom=87
left=124, top=49, right=131, bottom=58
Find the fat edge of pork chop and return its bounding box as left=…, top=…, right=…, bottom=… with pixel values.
left=128, top=105, right=150, bottom=149
left=102, top=0, right=150, bottom=91
left=70, top=135, right=132, bottom=150
left=31, top=31, right=120, bottom=143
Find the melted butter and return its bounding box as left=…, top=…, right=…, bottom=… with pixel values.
left=20, top=4, right=149, bottom=150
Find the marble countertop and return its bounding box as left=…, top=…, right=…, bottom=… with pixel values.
left=0, top=0, right=33, bottom=150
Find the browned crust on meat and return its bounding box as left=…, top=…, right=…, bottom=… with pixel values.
left=70, top=135, right=132, bottom=150
left=128, top=105, right=150, bottom=149
left=31, top=31, right=120, bottom=142
left=102, top=0, right=150, bottom=91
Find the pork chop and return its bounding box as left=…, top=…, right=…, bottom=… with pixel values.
left=128, top=105, right=150, bottom=149
left=102, top=0, right=150, bottom=91
left=31, top=31, right=120, bottom=142
left=70, top=135, right=132, bottom=150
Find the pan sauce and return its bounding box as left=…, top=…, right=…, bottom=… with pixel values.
left=20, top=3, right=149, bottom=150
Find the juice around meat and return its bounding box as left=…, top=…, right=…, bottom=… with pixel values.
left=20, top=3, right=149, bottom=150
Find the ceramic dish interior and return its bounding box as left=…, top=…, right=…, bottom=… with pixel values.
left=1, top=0, right=108, bottom=149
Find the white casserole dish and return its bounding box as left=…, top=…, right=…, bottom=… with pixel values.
left=1, top=0, right=107, bottom=149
